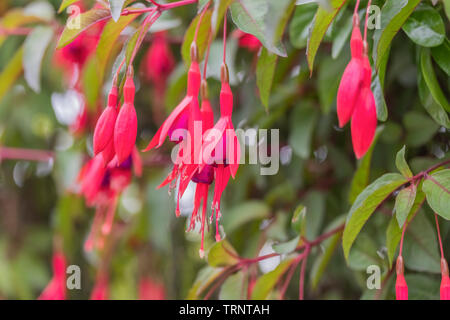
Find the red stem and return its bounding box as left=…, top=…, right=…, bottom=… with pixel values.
left=299, top=247, right=310, bottom=300
left=435, top=213, right=445, bottom=258
left=223, top=10, right=227, bottom=64
left=363, top=0, right=372, bottom=44
left=194, top=1, right=210, bottom=43
left=147, top=0, right=198, bottom=11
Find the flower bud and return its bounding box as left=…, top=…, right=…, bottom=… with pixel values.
left=441, top=258, right=450, bottom=300
left=93, top=86, right=118, bottom=155
left=337, top=59, right=364, bottom=127
left=395, top=256, right=408, bottom=300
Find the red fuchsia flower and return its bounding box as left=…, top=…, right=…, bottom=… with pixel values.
left=38, top=250, right=67, bottom=300
left=78, top=149, right=142, bottom=251
left=93, top=86, right=118, bottom=156
left=201, top=63, right=241, bottom=243
left=336, top=8, right=377, bottom=159
left=144, top=43, right=203, bottom=216
left=232, top=30, right=261, bottom=52
left=139, top=277, right=166, bottom=300
left=142, top=31, right=175, bottom=95
left=440, top=258, right=450, bottom=300
left=336, top=15, right=364, bottom=128
left=350, top=56, right=377, bottom=159
left=395, top=256, right=408, bottom=300
left=114, top=74, right=138, bottom=165
left=90, top=272, right=109, bottom=300
left=187, top=80, right=215, bottom=257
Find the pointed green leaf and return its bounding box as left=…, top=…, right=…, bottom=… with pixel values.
left=343, top=173, right=408, bottom=259
left=289, top=3, right=317, bottom=49
left=207, top=240, right=239, bottom=267
left=395, top=146, right=413, bottom=178
left=423, top=169, right=450, bottom=220
left=306, top=0, right=347, bottom=74
left=431, top=39, right=450, bottom=77
left=402, top=3, right=445, bottom=47
left=256, top=48, right=278, bottom=110
left=395, top=184, right=417, bottom=227
left=372, top=0, right=422, bottom=70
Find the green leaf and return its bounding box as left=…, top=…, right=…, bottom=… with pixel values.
left=207, top=240, right=239, bottom=267
left=219, top=271, right=247, bottom=300
left=187, top=266, right=224, bottom=299
left=109, top=0, right=126, bottom=22
left=431, top=39, right=450, bottom=77
left=272, top=236, right=300, bottom=254
left=251, top=258, right=294, bottom=299
left=331, top=9, right=352, bottom=59
left=395, top=146, right=413, bottom=178
left=289, top=3, right=317, bottom=50
left=372, top=0, right=421, bottom=70
left=343, top=173, right=408, bottom=260
left=348, top=233, right=383, bottom=271
left=291, top=204, right=307, bottom=235
left=230, top=0, right=287, bottom=57
left=403, top=211, right=441, bottom=273
left=318, top=55, right=346, bottom=113
left=58, top=0, right=81, bottom=13
left=256, top=48, right=278, bottom=110
left=57, top=8, right=111, bottom=49
left=371, top=74, right=388, bottom=122
left=386, top=188, right=425, bottom=265
left=306, top=0, right=347, bottom=74
left=0, top=46, right=23, bottom=102
left=349, top=127, right=383, bottom=204
left=420, top=47, right=450, bottom=113
left=223, top=200, right=271, bottom=233
left=303, top=191, right=326, bottom=240
left=288, top=104, right=318, bottom=159
left=395, top=185, right=417, bottom=227
left=423, top=169, right=450, bottom=220
left=181, top=9, right=212, bottom=66
left=402, top=3, right=445, bottom=47
left=417, top=70, right=450, bottom=129
left=23, top=26, right=53, bottom=93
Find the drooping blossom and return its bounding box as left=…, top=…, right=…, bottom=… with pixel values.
left=139, top=277, right=166, bottom=300
left=336, top=6, right=377, bottom=159
left=78, top=148, right=142, bottom=251
left=395, top=256, right=408, bottom=300
left=233, top=30, right=261, bottom=52
left=38, top=250, right=67, bottom=300
left=114, top=75, right=138, bottom=164
left=94, top=85, right=118, bottom=156
left=440, top=258, right=450, bottom=300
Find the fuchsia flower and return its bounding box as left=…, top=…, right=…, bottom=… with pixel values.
left=139, top=277, right=166, bottom=300
left=38, top=251, right=67, bottom=300
left=90, top=272, right=109, bottom=300
left=395, top=256, right=408, bottom=300
left=143, top=31, right=175, bottom=95
left=233, top=30, right=261, bottom=52
left=114, top=76, right=138, bottom=164
left=440, top=258, right=450, bottom=300
left=336, top=10, right=377, bottom=159
left=94, top=86, right=118, bottom=156
left=78, top=149, right=141, bottom=251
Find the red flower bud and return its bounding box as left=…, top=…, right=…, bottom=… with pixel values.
left=336, top=58, right=364, bottom=127
left=350, top=18, right=363, bottom=59
left=114, top=77, right=137, bottom=164
left=441, top=258, right=450, bottom=300
left=350, top=87, right=377, bottom=159
left=395, top=256, right=408, bottom=300
left=93, top=86, right=118, bottom=155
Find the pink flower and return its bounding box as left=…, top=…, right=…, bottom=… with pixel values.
left=395, top=256, right=408, bottom=300
left=38, top=251, right=67, bottom=300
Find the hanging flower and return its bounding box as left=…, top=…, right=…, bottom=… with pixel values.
left=114, top=75, right=138, bottom=164
left=38, top=250, right=67, bottom=300
left=93, top=85, right=118, bottom=156
left=440, top=258, right=450, bottom=300
left=395, top=256, right=408, bottom=300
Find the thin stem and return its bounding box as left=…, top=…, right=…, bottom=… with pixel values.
left=399, top=224, right=407, bottom=257
left=363, top=0, right=372, bottom=44
left=435, top=213, right=445, bottom=258
left=279, top=254, right=303, bottom=300
left=129, top=10, right=161, bottom=66
left=299, top=247, right=310, bottom=300
left=354, top=0, right=361, bottom=15
left=223, top=10, right=227, bottom=64
left=203, top=31, right=213, bottom=79
left=147, top=0, right=198, bottom=11
left=194, top=1, right=210, bottom=43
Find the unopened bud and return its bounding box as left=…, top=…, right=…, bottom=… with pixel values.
left=220, top=63, right=229, bottom=83
left=190, top=42, right=198, bottom=62
left=201, top=80, right=208, bottom=100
